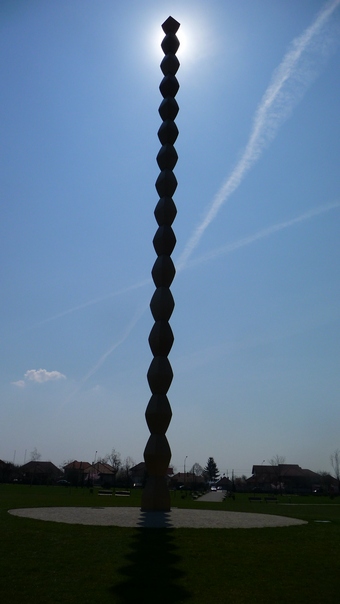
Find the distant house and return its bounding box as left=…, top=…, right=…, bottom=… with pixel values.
left=20, top=461, right=61, bottom=485
left=170, top=471, right=205, bottom=490
left=83, top=462, right=116, bottom=487
left=129, top=462, right=147, bottom=486
left=130, top=462, right=174, bottom=487
left=63, top=460, right=92, bottom=472
left=63, top=460, right=92, bottom=486
left=247, top=464, right=337, bottom=494
left=63, top=460, right=117, bottom=487
left=215, top=476, right=233, bottom=491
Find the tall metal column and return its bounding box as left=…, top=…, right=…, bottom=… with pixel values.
left=141, top=16, right=180, bottom=512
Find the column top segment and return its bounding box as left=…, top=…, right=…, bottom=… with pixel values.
left=162, top=16, right=180, bottom=34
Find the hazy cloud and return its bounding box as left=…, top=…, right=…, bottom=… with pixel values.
left=11, top=380, right=25, bottom=388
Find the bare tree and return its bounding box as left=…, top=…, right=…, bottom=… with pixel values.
left=269, top=455, right=286, bottom=493
left=116, top=456, right=134, bottom=487
left=30, top=447, right=41, bottom=461
left=107, top=448, right=122, bottom=472
left=330, top=449, right=340, bottom=492
left=123, top=456, right=134, bottom=472
left=233, top=475, right=248, bottom=492
left=97, top=449, right=121, bottom=470
left=269, top=454, right=286, bottom=466
left=318, top=471, right=333, bottom=494
left=190, top=463, right=204, bottom=476
left=97, top=454, right=109, bottom=464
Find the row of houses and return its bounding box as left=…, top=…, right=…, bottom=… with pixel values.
left=65, top=461, right=338, bottom=494
left=0, top=459, right=148, bottom=487
left=0, top=459, right=207, bottom=488
left=0, top=459, right=119, bottom=486
left=1, top=459, right=338, bottom=493
left=247, top=464, right=338, bottom=494
left=160, top=464, right=338, bottom=494
left=65, top=463, right=234, bottom=491
left=0, top=459, right=61, bottom=485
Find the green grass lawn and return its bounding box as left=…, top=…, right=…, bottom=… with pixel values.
left=1, top=484, right=339, bottom=603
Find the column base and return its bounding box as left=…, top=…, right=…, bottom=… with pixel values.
left=141, top=475, right=171, bottom=512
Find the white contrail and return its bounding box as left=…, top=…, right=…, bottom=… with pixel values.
left=27, top=277, right=151, bottom=330
left=43, top=1, right=340, bottom=392
left=184, top=201, right=340, bottom=269
left=61, top=302, right=148, bottom=404
left=177, top=0, right=340, bottom=269
left=35, top=198, right=339, bottom=337
left=28, top=3, right=339, bottom=333
left=62, top=200, right=339, bottom=391
left=81, top=304, right=148, bottom=384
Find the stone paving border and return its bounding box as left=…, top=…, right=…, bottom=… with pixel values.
left=8, top=507, right=307, bottom=529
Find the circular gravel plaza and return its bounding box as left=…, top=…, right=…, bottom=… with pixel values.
left=8, top=506, right=307, bottom=529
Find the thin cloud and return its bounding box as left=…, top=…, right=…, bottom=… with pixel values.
left=11, top=380, right=25, bottom=388
left=185, top=201, right=340, bottom=268
left=177, top=0, right=340, bottom=269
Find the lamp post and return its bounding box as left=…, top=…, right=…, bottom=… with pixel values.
left=141, top=16, right=180, bottom=512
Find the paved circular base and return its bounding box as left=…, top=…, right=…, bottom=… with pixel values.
left=8, top=507, right=307, bottom=529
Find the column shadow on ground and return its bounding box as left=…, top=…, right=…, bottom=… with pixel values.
left=110, top=511, right=191, bottom=603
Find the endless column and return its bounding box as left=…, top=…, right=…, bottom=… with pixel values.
left=141, top=16, right=180, bottom=512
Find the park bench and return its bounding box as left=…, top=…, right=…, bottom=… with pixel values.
left=264, top=497, right=278, bottom=503
left=248, top=496, right=262, bottom=502
left=98, top=490, right=112, bottom=496
left=115, top=490, right=131, bottom=496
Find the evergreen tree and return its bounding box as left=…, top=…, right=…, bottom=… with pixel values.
left=204, top=457, right=220, bottom=482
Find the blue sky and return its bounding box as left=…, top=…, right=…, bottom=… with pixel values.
left=1, top=0, right=340, bottom=476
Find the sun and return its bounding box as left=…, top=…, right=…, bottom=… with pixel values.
left=146, top=12, right=217, bottom=70
left=150, top=20, right=196, bottom=63
left=176, top=26, right=189, bottom=61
